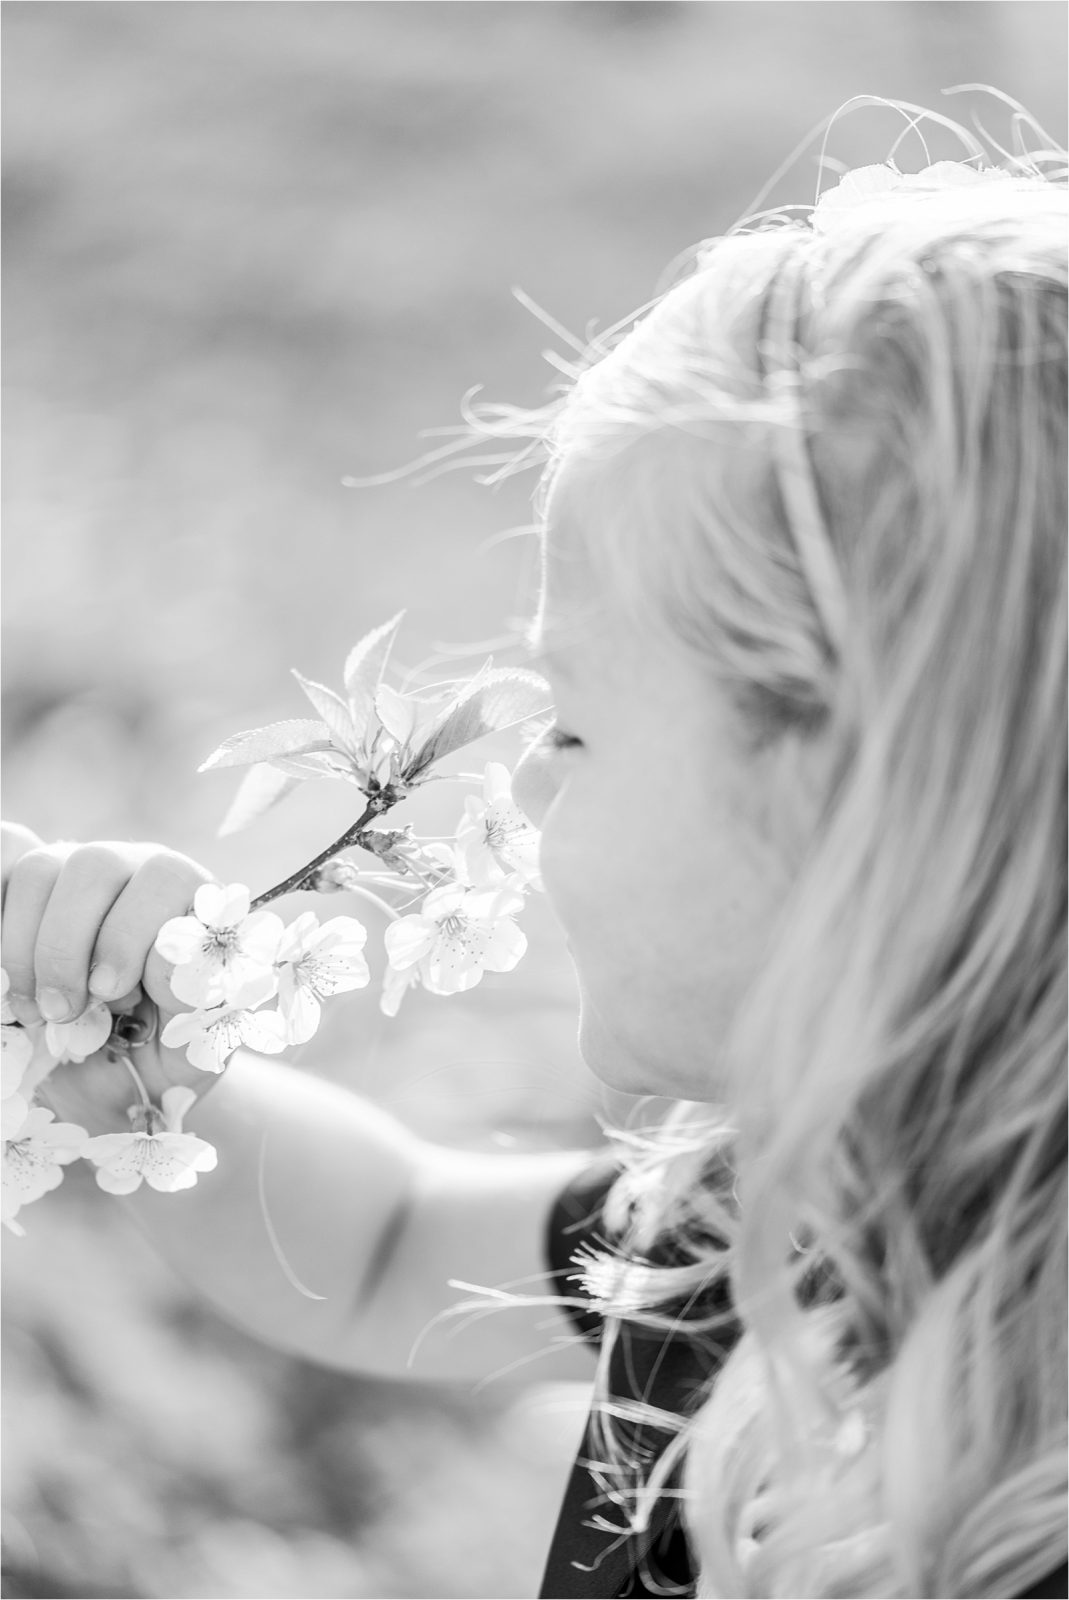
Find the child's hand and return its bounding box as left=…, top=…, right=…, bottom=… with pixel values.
left=2, top=826, right=214, bottom=1025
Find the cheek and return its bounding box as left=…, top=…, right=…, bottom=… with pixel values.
left=533, top=781, right=607, bottom=918
left=510, top=744, right=559, bottom=832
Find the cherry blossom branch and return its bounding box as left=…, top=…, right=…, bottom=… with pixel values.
left=248, top=792, right=398, bottom=909
left=1, top=613, right=549, bottom=1234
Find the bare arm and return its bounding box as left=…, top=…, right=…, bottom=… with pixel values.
left=2, top=824, right=598, bottom=1386
left=126, top=1048, right=597, bottom=1384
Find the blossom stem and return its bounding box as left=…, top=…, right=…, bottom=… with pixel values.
left=117, top=1052, right=153, bottom=1111
left=249, top=795, right=396, bottom=909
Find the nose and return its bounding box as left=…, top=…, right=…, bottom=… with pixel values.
left=510, top=734, right=558, bottom=830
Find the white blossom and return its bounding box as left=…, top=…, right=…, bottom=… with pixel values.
left=0, top=968, right=34, bottom=1097
left=379, top=960, right=420, bottom=1018
left=275, top=913, right=370, bottom=1045
left=44, top=1000, right=114, bottom=1064
left=16, top=1028, right=62, bottom=1100
left=1, top=1090, right=30, bottom=1143
left=155, top=883, right=284, bottom=1009
left=160, top=994, right=288, bottom=1073
left=85, top=1085, right=218, bottom=1195
left=2, top=1106, right=88, bottom=1234
left=384, top=881, right=526, bottom=997
left=454, top=763, right=541, bottom=888
left=1, top=1026, right=33, bottom=1099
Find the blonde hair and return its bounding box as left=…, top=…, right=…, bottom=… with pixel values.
left=439, top=98, right=1068, bottom=1598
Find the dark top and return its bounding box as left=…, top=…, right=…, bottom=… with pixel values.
left=538, top=1158, right=1068, bottom=1600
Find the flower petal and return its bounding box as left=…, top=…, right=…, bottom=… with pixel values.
left=168, top=953, right=228, bottom=1009
left=19, top=1033, right=59, bottom=1097
left=279, top=984, right=322, bottom=1046
left=141, top=1133, right=218, bottom=1192
left=198, top=882, right=252, bottom=930
left=237, top=910, right=285, bottom=964
left=1, top=1092, right=30, bottom=1141
left=94, top=1166, right=145, bottom=1195
left=1, top=1025, right=33, bottom=1095
left=383, top=916, right=436, bottom=972
left=223, top=969, right=279, bottom=1011
left=236, top=1008, right=288, bottom=1056
left=479, top=919, right=527, bottom=973
left=483, top=762, right=512, bottom=803
left=302, top=951, right=370, bottom=998
left=44, top=1002, right=113, bottom=1063
left=161, top=1010, right=237, bottom=1073
left=159, top=1011, right=199, bottom=1048
left=314, top=916, right=369, bottom=952
left=154, top=915, right=210, bottom=964
left=421, top=882, right=467, bottom=919
left=160, top=1084, right=198, bottom=1132
left=185, top=1028, right=233, bottom=1073
left=422, top=960, right=484, bottom=996
left=275, top=911, right=321, bottom=965
left=220, top=954, right=279, bottom=1008
left=85, top=1132, right=140, bottom=1165
left=380, top=963, right=418, bottom=1017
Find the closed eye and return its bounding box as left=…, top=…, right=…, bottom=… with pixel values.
left=544, top=723, right=582, bottom=752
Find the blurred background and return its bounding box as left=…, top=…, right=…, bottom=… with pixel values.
left=2, top=4, right=1066, bottom=1596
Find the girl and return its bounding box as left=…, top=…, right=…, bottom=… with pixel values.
left=3, top=107, right=1066, bottom=1597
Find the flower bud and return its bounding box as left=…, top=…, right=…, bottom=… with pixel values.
left=310, top=859, right=363, bottom=893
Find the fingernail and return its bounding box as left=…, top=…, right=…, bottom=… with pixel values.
left=36, top=987, right=71, bottom=1021
left=88, top=965, right=119, bottom=999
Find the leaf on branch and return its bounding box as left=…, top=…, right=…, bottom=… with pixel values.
left=404, top=669, right=551, bottom=778
left=218, top=764, right=302, bottom=837
left=344, top=612, right=405, bottom=738
left=291, top=670, right=359, bottom=754
left=267, top=750, right=364, bottom=782
left=198, top=719, right=336, bottom=772
left=374, top=682, right=421, bottom=745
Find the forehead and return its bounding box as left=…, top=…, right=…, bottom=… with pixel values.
left=526, top=466, right=628, bottom=681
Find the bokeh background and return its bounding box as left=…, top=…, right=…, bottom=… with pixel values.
left=3, top=4, right=1066, bottom=1596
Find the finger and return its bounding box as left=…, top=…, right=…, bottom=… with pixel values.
left=32, top=844, right=138, bottom=1022
left=1, top=822, right=46, bottom=910
left=89, top=850, right=215, bottom=1013
left=1, top=845, right=69, bottom=1021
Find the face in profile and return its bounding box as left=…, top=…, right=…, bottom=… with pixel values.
left=511, top=462, right=819, bottom=1102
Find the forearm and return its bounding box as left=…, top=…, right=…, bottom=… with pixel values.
left=124, top=1048, right=424, bottom=1368
left=122, top=1048, right=597, bottom=1385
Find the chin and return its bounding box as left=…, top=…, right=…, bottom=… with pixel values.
left=577, top=1004, right=682, bottom=1098
left=577, top=996, right=726, bottom=1104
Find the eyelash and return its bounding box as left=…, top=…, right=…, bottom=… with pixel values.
left=544, top=723, right=582, bottom=752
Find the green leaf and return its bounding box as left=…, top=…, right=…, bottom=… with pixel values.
left=217, top=764, right=301, bottom=837
left=343, top=612, right=405, bottom=739
left=198, top=719, right=335, bottom=772
left=267, top=750, right=364, bottom=782
left=291, top=670, right=359, bottom=754
left=374, top=683, right=421, bottom=745
left=403, top=669, right=551, bottom=779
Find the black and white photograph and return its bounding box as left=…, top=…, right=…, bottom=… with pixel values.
left=2, top=4, right=1067, bottom=1597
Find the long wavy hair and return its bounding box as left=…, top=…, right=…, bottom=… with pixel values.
left=436, top=98, right=1068, bottom=1598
